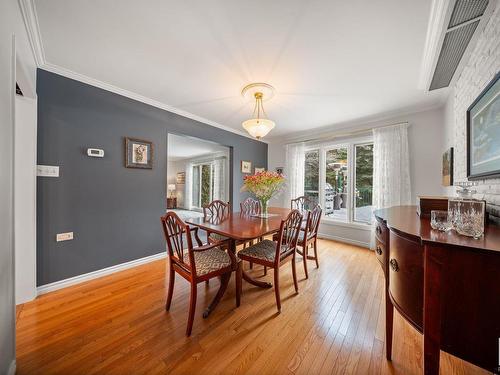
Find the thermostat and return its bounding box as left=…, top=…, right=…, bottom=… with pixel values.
left=87, top=148, right=104, bottom=158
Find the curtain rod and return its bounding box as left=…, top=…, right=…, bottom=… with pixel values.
left=285, top=121, right=409, bottom=146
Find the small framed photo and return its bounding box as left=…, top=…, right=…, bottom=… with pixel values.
left=125, top=137, right=153, bottom=169
left=275, top=167, right=284, bottom=175
left=255, top=167, right=265, bottom=173
left=442, top=147, right=453, bottom=186
left=176, top=172, right=186, bottom=184
left=241, top=160, right=252, bottom=174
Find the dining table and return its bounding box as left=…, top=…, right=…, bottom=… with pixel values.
left=186, top=206, right=293, bottom=317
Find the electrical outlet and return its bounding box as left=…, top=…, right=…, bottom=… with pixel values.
left=56, top=232, right=73, bottom=242
left=37, top=165, right=60, bottom=177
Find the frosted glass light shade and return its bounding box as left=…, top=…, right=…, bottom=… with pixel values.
left=168, top=184, right=176, bottom=191
left=242, top=118, right=275, bottom=139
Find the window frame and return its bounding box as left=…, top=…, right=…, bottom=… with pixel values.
left=304, top=136, right=373, bottom=226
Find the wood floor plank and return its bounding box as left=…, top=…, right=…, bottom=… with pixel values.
left=16, top=239, right=490, bottom=375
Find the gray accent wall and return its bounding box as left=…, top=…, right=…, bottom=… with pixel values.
left=37, top=69, right=267, bottom=286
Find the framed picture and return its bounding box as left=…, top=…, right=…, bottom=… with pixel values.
left=255, top=167, right=265, bottom=173
left=241, top=160, right=252, bottom=174
left=125, top=137, right=153, bottom=169
left=467, top=72, right=500, bottom=179
left=275, top=167, right=284, bottom=175
left=442, top=147, right=453, bottom=186
left=176, top=172, right=185, bottom=184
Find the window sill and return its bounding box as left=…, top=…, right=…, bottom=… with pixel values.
left=320, top=218, right=372, bottom=231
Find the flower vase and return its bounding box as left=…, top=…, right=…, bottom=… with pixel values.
left=260, top=199, right=269, bottom=217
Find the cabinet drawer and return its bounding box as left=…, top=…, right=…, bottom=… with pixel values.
left=388, top=230, right=423, bottom=331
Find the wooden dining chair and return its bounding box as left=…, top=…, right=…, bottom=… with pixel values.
left=240, top=197, right=260, bottom=215
left=237, top=210, right=303, bottom=312
left=240, top=197, right=264, bottom=273
left=203, top=200, right=231, bottom=244
left=291, top=196, right=312, bottom=211
left=296, top=205, right=322, bottom=279
left=160, top=212, right=240, bottom=336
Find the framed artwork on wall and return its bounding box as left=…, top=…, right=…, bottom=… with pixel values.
left=467, top=72, right=500, bottom=179
left=255, top=167, right=265, bottom=173
left=125, top=137, right=153, bottom=169
left=241, top=160, right=252, bottom=173
left=176, top=172, right=185, bottom=184
left=442, top=147, right=453, bottom=186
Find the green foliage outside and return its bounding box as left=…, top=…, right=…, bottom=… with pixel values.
left=201, top=164, right=211, bottom=206
left=304, top=145, right=373, bottom=207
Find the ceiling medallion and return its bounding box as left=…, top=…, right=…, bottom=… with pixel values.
left=241, top=83, right=276, bottom=139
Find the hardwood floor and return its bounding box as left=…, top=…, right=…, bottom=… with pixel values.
left=16, top=240, right=490, bottom=375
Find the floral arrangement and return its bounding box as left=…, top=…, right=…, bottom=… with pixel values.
left=242, top=171, right=285, bottom=215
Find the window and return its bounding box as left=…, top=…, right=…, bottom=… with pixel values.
left=325, top=147, right=348, bottom=221
left=354, top=144, right=374, bottom=223
left=303, top=140, right=373, bottom=224
left=192, top=163, right=214, bottom=208
left=304, top=150, right=319, bottom=206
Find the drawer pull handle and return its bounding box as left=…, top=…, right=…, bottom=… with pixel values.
left=376, top=226, right=382, bottom=235
left=376, top=246, right=382, bottom=255
left=390, top=259, right=399, bottom=272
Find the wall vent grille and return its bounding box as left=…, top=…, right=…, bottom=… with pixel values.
left=429, top=0, right=490, bottom=90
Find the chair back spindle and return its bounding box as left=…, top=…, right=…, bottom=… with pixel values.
left=275, top=210, right=303, bottom=261
left=203, top=200, right=230, bottom=222
left=161, top=212, right=195, bottom=271
left=291, top=196, right=312, bottom=211
left=240, top=197, right=261, bottom=215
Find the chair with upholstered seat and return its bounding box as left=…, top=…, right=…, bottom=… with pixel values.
left=291, top=195, right=313, bottom=211
left=237, top=210, right=303, bottom=312
left=160, top=211, right=240, bottom=336
left=274, top=205, right=322, bottom=278
left=297, top=205, right=322, bottom=278
left=203, top=200, right=231, bottom=244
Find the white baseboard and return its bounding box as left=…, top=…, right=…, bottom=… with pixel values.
left=8, top=360, right=16, bottom=375
left=37, top=252, right=166, bottom=295
left=318, top=232, right=370, bottom=249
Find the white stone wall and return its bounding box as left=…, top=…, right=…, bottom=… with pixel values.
left=444, top=4, right=500, bottom=220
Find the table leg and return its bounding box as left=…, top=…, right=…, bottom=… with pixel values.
left=230, top=238, right=272, bottom=288
left=242, top=270, right=272, bottom=288
left=203, top=272, right=230, bottom=318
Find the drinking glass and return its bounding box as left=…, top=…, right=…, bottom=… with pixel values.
left=448, top=199, right=485, bottom=239
left=430, top=210, right=451, bottom=232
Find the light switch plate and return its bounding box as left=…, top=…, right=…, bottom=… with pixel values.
left=56, top=232, right=73, bottom=242
left=37, top=165, right=59, bottom=177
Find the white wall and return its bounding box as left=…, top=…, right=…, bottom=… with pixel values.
left=15, top=95, right=37, bottom=304
left=167, top=160, right=187, bottom=208
left=443, top=4, right=500, bottom=221
left=1, top=0, right=38, bottom=372
left=268, top=106, right=446, bottom=247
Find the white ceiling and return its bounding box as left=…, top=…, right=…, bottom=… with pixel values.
left=34, top=0, right=448, bottom=140
left=168, top=133, right=228, bottom=161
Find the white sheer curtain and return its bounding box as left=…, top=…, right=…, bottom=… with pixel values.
left=372, top=123, right=411, bottom=246
left=212, top=157, right=226, bottom=201
left=184, top=163, right=193, bottom=210
left=285, top=142, right=305, bottom=205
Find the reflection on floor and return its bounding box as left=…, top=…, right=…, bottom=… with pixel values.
left=15, top=240, right=488, bottom=375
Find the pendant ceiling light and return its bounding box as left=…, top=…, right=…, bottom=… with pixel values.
left=241, top=83, right=276, bottom=139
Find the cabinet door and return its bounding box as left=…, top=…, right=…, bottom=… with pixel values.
left=388, top=230, right=423, bottom=332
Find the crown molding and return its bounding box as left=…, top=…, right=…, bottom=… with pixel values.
left=18, top=0, right=46, bottom=66
left=19, top=0, right=265, bottom=143
left=267, top=100, right=447, bottom=144
left=41, top=63, right=262, bottom=141
left=417, top=0, right=454, bottom=90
